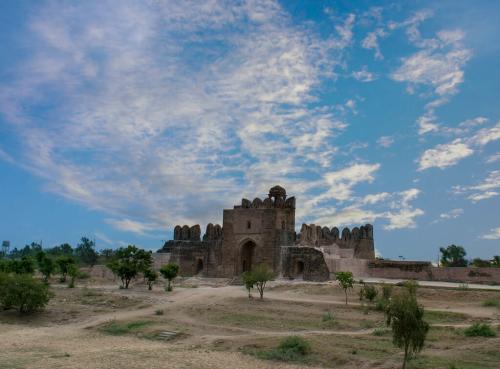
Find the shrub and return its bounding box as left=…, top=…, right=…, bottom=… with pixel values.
left=372, top=328, right=388, bottom=336
left=242, top=270, right=256, bottom=298
left=56, top=256, right=76, bottom=283
left=278, top=336, right=311, bottom=356
left=463, top=323, right=496, bottom=337
left=0, top=273, right=53, bottom=313
left=144, top=269, right=158, bottom=291
left=155, top=309, right=164, bottom=315
left=362, top=284, right=378, bottom=302
left=322, top=311, right=334, bottom=322
left=249, top=264, right=275, bottom=299
left=482, top=298, right=499, bottom=308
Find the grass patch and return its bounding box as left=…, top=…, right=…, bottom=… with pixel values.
left=372, top=328, right=389, bottom=336
left=253, top=336, right=311, bottom=363
left=464, top=323, right=496, bottom=337
left=424, top=310, right=469, bottom=324
left=100, top=320, right=152, bottom=336
left=482, top=298, right=500, bottom=308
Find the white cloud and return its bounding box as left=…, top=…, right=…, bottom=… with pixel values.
left=0, top=1, right=363, bottom=231
left=453, top=170, right=500, bottom=202
left=486, top=153, right=500, bottom=163
left=361, top=28, right=387, bottom=59
left=352, top=66, right=376, bottom=82
left=362, top=192, right=390, bottom=205
left=417, top=139, right=474, bottom=171
left=469, top=121, right=500, bottom=146
left=481, top=227, right=500, bottom=240
left=377, top=136, right=394, bottom=148
left=432, top=208, right=464, bottom=223
left=105, top=218, right=158, bottom=235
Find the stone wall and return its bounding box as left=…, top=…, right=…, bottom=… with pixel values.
left=281, top=246, right=330, bottom=282
left=367, top=260, right=500, bottom=284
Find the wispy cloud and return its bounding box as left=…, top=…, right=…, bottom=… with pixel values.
left=453, top=170, right=500, bottom=202
left=481, top=227, right=500, bottom=240
left=432, top=208, right=464, bottom=223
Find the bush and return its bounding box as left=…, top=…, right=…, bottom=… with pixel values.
left=482, top=298, right=499, bottom=308
left=0, top=273, right=53, bottom=313
left=155, top=309, right=164, bottom=315
left=160, top=263, right=179, bottom=292
left=362, top=284, right=378, bottom=302
left=278, top=336, right=311, bottom=356
left=463, top=323, right=496, bottom=337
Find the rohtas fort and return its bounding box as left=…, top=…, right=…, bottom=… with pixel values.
left=158, top=185, right=500, bottom=284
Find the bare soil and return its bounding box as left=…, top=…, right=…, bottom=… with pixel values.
left=1, top=277, right=499, bottom=369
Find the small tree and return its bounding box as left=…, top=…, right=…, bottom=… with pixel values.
left=492, top=255, right=500, bottom=267
left=335, top=271, right=354, bottom=305
left=67, top=263, right=79, bottom=288
left=107, top=245, right=153, bottom=289
left=75, top=237, right=98, bottom=267
left=362, top=284, right=378, bottom=303
left=9, top=257, right=36, bottom=275
left=160, top=263, right=179, bottom=291
left=0, top=273, right=53, bottom=314
left=37, top=252, right=56, bottom=283
left=439, top=245, right=467, bottom=267
left=56, top=256, right=76, bottom=283
left=251, top=264, right=275, bottom=299
left=385, top=290, right=429, bottom=369
left=242, top=271, right=256, bottom=298
left=144, top=268, right=158, bottom=290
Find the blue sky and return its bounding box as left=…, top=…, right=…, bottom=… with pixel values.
left=0, top=0, right=499, bottom=260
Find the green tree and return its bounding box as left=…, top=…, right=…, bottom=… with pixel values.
left=470, top=258, right=491, bottom=268
left=100, top=248, right=115, bottom=263
left=9, top=257, right=36, bottom=275
left=385, top=290, right=429, bottom=369
left=160, top=263, right=179, bottom=291
left=56, top=256, right=76, bottom=282
left=75, top=237, right=98, bottom=267
left=439, top=245, right=467, bottom=267
left=335, top=271, right=354, bottom=305
left=107, top=245, right=152, bottom=289
left=250, top=264, right=275, bottom=299
left=67, top=263, right=79, bottom=288
left=242, top=270, right=256, bottom=298
left=47, top=243, right=73, bottom=257
left=37, top=252, right=56, bottom=282
left=0, top=273, right=53, bottom=314
left=144, top=268, right=158, bottom=290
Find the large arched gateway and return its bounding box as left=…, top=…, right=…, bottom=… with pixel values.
left=240, top=240, right=256, bottom=273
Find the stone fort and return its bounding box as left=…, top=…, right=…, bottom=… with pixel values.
left=157, top=185, right=375, bottom=281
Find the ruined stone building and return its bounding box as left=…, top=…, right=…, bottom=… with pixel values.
left=157, top=186, right=375, bottom=281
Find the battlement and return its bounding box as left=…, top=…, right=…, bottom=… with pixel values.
left=173, top=223, right=223, bottom=242
left=298, top=223, right=373, bottom=245
left=234, top=185, right=296, bottom=209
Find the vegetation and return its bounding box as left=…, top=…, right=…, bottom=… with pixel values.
left=360, top=284, right=378, bottom=303
left=482, top=298, right=500, bottom=308
left=385, top=288, right=429, bottom=369
left=160, top=263, right=179, bottom=291
left=74, top=237, right=98, bottom=267
left=257, top=336, right=311, bottom=362
left=439, top=245, right=467, bottom=267
left=335, top=271, right=354, bottom=305
left=242, top=270, right=256, bottom=298
left=143, top=268, right=158, bottom=290
left=463, top=323, right=496, bottom=337
left=247, top=264, right=275, bottom=299
left=36, top=251, right=56, bottom=282
left=0, top=272, right=53, bottom=313
left=100, top=320, right=152, bottom=336
left=67, top=263, right=79, bottom=288
left=107, top=245, right=153, bottom=289
left=56, top=255, right=76, bottom=283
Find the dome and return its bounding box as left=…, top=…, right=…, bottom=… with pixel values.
left=269, top=185, right=286, bottom=199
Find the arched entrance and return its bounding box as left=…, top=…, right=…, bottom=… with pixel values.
left=295, top=260, right=304, bottom=278
left=241, top=241, right=256, bottom=273
left=195, top=259, right=204, bottom=275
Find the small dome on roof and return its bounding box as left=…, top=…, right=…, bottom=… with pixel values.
left=269, top=185, right=286, bottom=199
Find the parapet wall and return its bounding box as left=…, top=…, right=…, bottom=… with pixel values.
left=367, top=260, right=500, bottom=284
left=297, top=223, right=375, bottom=259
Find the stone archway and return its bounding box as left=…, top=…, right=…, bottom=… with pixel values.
left=195, top=258, right=204, bottom=275
left=240, top=240, right=256, bottom=273
left=295, top=260, right=305, bottom=279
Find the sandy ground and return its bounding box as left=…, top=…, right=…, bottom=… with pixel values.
left=1, top=278, right=499, bottom=369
